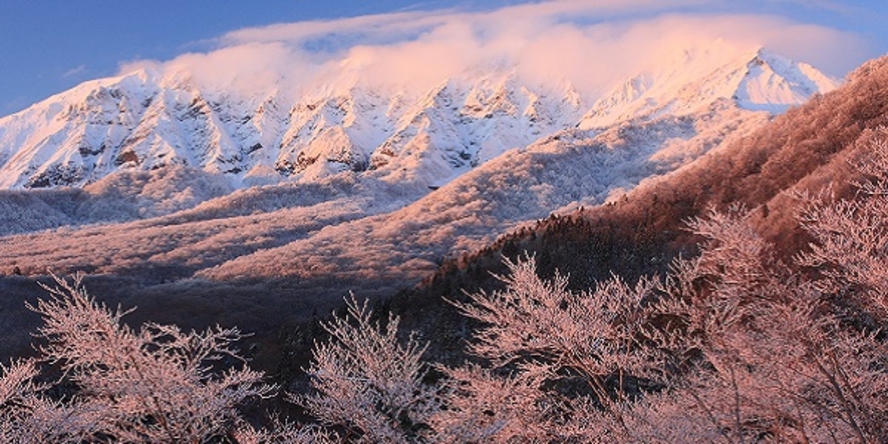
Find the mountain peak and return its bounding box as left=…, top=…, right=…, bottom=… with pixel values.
left=733, top=48, right=839, bottom=112
left=577, top=46, right=839, bottom=129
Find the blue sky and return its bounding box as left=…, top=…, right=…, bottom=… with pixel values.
left=1, top=0, right=887, bottom=117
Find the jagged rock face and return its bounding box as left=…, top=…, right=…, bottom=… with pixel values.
left=0, top=48, right=837, bottom=191
left=0, top=70, right=586, bottom=190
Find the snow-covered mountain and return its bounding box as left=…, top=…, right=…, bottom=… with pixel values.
left=0, top=68, right=583, bottom=190
left=0, top=45, right=843, bottom=294
left=0, top=47, right=836, bottom=193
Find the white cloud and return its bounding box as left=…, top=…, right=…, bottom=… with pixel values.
left=63, top=64, right=88, bottom=78
left=117, top=0, right=869, bottom=99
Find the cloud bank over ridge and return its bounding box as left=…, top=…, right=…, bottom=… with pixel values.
left=119, top=0, right=866, bottom=100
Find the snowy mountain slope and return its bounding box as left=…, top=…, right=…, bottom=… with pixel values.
left=0, top=183, right=374, bottom=280
left=0, top=166, right=231, bottom=236
left=0, top=163, right=438, bottom=276
left=197, top=100, right=769, bottom=283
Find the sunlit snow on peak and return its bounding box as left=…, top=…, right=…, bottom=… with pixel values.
left=577, top=45, right=840, bottom=129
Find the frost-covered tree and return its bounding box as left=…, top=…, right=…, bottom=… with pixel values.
left=798, top=133, right=888, bottom=317
left=439, top=256, right=660, bottom=442
left=434, top=196, right=887, bottom=443
left=624, top=206, right=888, bottom=443
left=0, top=274, right=278, bottom=443
left=620, top=132, right=888, bottom=442
left=0, top=358, right=99, bottom=443
left=295, top=296, right=439, bottom=443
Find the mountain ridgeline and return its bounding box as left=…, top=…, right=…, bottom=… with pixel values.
left=0, top=48, right=831, bottom=192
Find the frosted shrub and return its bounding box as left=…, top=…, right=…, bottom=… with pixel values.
left=429, top=363, right=553, bottom=443
left=0, top=274, right=276, bottom=443
left=798, top=134, right=888, bottom=317
left=295, top=296, right=439, bottom=443
left=443, top=256, right=660, bottom=441
left=0, top=358, right=100, bottom=443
